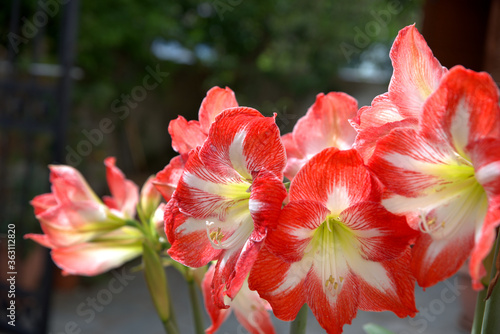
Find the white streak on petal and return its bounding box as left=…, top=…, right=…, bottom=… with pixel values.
left=326, top=186, right=350, bottom=214
left=183, top=172, right=249, bottom=198
left=273, top=258, right=311, bottom=295
left=248, top=199, right=262, bottom=214
left=349, top=255, right=392, bottom=293
left=476, top=161, right=500, bottom=186
left=229, top=130, right=252, bottom=179
left=450, top=98, right=470, bottom=159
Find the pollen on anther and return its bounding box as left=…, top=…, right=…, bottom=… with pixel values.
left=209, top=227, right=224, bottom=244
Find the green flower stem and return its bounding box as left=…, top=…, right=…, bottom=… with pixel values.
left=186, top=269, right=205, bottom=334
left=162, top=318, right=179, bottom=334
left=471, top=288, right=487, bottom=334
left=143, top=241, right=179, bottom=334
left=481, top=235, right=500, bottom=334
left=290, top=304, right=308, bottom=334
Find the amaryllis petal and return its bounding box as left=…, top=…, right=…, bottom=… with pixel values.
left=231, top=283, right=276, bottom=334
left=153, top=155, right=185, bottom=202
left=212, top=239, right=261, bottom=307
left=307, top=270, right=359, bottom=334
left=294, top=92, right=357, bottom=155
left=49, top=165, right=100, bottom=205
left=24, top=233, right=55, bottom=248
left=265, top=200, right=330, bottom=263
left=168, top=115, right=206, bottom=156
left=388, top=24, right=446, bottom=118
left=283, top=92, right=357, bottom=180
left=203, top=264, right=275, bottom=334
left=290, top=148, right=378, bottom=209
left=357, top=249, right=417, bottom=317
left=411, top=230, right=474, bottom=288
left=199, top=86, right=239, bottom=133
left=199, top=107, right=286, bottom=179
left=169, top=86, right=239, bottom=158
left=419, top=66, right=500, bottom=153
left=175, top=147, right=252, bottom=221
left=165, top=199, right=222, bottom=268
left=369, top=128, right=462, bottom=199
left=353, top=118, right=418, bottom=162
left=31, top=193, right=57, bottom=215
left=467, top=138, right=500, bottom=289
left=202, top=265, right=231, bottom=334
left=104, top=157, right=139, bottom=218
left=248, top=169, right=287, bottom=235
left=281, top=133, right=304, bottom=180
left=249, top=246, right=308, bottom=321
left=51, top=238, right=142, bottom=276
left=340, top=203, right=418, bottom=262
left=351, top=93, right=401, bottom=132
left=34, top=201, right=112, bottom=246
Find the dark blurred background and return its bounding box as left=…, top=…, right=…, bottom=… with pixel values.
left=0, top=0, right=499, bottom=333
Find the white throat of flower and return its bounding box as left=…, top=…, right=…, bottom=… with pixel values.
left=205, top=219, right=254, bottom=250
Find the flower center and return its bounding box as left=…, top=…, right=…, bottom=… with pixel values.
left=311, top=216, right=353, bottom=296
left=205, top=213, right=254, bottom=250
left=418, top=154, right=487, bottom=240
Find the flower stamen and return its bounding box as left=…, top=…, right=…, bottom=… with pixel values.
left=205, top=220, right=253, bottom=250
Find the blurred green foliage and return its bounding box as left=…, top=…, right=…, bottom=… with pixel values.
left=1, top=0, right=423, bottom=175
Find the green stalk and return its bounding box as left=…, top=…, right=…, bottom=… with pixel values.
left=162, top=318, right=179, bottom=334
left=471, top=288, right=487, bottom=334
left=143, top=241, right=179, bottom=334
left=481, top=235, right=500, bottom=334
left=290, top=304, right=308, bottom=334
left=186, top=270, right=205, bottom=334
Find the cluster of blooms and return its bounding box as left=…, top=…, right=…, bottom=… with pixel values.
left=28, top=25, right=500, bottom=334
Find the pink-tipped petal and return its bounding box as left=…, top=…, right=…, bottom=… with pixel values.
left=202, top=265, right=232, bottom=334
left=388, top=24, right=446, bottom=118
left=351, top=93, right=402, bottom=132
left=49, top=165, right=100, bottom=204
left=168, top=116, right=206, bottom=156
left=51, top=239, right=142, bottom=276
left=294, top=92, right=357, bottom=155
left=199, top=86, right=239, bottom=133
left=104, top=157, right=139, bottom=218
left=30, top=193, right=58, bottom=215
left=153, top=155, right=185, bottom=202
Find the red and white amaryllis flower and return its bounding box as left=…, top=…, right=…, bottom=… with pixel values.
left=154, top=86, right=238, bottom=202
left=352, top=24, right=447, bottom=161
left=165, top=107, right=287, bottom=308
left=368, top=66, right=500, bottom=290
left=26, top=158, right=143, bottom=275
left=282, top=92, right=357, bottom=180
left=202, top=265, right=276, bottom=334
left=250, top=148, right=417, bottom=334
